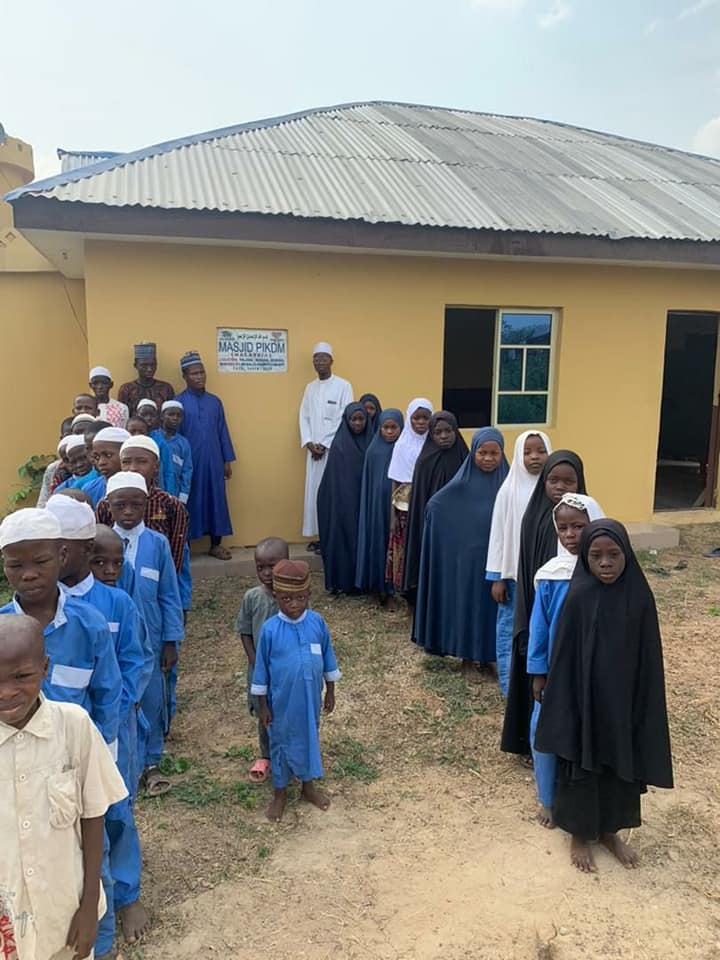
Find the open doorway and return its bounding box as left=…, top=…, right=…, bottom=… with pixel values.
left=654, top=311, right=719, bottom=510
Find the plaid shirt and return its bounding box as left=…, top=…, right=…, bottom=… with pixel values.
left=116, top=379, right=175, bottom=416
left=96, top=481, right=188, bottom=573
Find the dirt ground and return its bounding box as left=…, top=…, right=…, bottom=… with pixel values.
left=126, top=525, right=720, bottom=960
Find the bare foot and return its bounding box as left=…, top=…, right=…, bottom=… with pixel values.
left=571, top=835, right=597, bottom=873
left=600, top=832, right=640, bottom=868
left=119, top=899, right=150, bottom=943
left=536, top=804, right=555, bottom=829
left=461, top=660, right=483, bottom=684
left=301, top=780, right=331, bottom=811
left=266, top=788, right=287, bottom=822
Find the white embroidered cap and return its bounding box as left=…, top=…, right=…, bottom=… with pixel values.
left=93, top=427, right=131, bottom=445
left=120, top=436, right=159, bottom=459
left=106, top=471, right=148, bottom=496
left=46, top=496, right=97, bottom=540
left=0, top=508, right=62, bottom=549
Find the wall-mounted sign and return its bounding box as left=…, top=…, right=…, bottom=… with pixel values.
left=217, top=328, right=288, bottom=373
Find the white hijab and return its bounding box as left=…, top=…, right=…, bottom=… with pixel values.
left=387, top=398, right=434, bottom=483
left=486, top=430, right=552, bottom=581
left=534, top=493, right=606, bottom=585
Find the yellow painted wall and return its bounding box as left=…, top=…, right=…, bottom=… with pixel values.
left=82, top=239, right=720, bottom=543
left=0, top=273, right=88, bottom=510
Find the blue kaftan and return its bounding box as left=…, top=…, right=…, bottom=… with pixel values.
left=251, top=610, right=341, bottom=788
left=82, top=473, right=107, bottom=508
left=527, top=577, right=571, bottom=809
left=176, top=388, right=235, bottom=539
left=152, top=429, right=193, bottom=504
left=115, top=523, right=184, bottom=767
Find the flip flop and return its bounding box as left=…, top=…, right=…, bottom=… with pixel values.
left=208, top=545, right=232, bottom=560
left=248, top=758, right=271, bottom=783
left=142, top=766, right=172, bottom=797
left=703, top=547, right=720, bottom=558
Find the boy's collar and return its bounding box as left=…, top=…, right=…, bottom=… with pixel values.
left=0, top=695, right=52, bottom=743
left=113, top=520, right=146, bottom=540
left=12, top=589, right=67, bottom=629
left=60, top=573, right=95, bottom=597
left=278, top=609, right=308, bottom=624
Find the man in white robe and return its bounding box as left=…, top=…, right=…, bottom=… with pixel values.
left=299, top=342, right=353, bottom=545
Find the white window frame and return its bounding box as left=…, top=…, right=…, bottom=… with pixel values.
left=492, top=308, right=558, bottom=428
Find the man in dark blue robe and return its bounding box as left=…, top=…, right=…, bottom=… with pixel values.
left=176, top=351, right=236, bottom=559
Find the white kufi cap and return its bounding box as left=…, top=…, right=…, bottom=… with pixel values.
left=0, top=508, right=62, bottom=549
left=93, top=427, right=131, bottom=444
left=106, top=471, right=148, bottom=496
left=65, top=435, right=88, bottom=453
left=89, top=366, right=112, bottom=380
left=46, top=495, right=97, bottom=540
left=120, top=436, right=159, bottom=458
left=161, top=400, right=183, bottom=412
left=136, top=398, right=158, bottom=410
left=71, top=414, right=96, bottom=427
left=312, top=341, right=333, bottom=357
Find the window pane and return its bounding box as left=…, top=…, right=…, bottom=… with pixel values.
left=497, top=393, right=548, bottom=424
left=525, top=349, right=550, bottom=390
left=499, top=348, right=523, bottom=390
left=501, top=313, right=552, bottom=346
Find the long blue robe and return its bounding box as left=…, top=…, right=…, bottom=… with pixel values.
left=56, top=467, right=102, bottom=495
left=415, top=428, right=509, bottom=662
left=152, top=429, right=193, bottom=503
left=355, top=408, right=403, bottom=593
left=251, top=610, right=341, bottom=787
left=176, top=388, right=235, bottom=539
left=117, top=525, right=184, bottom=766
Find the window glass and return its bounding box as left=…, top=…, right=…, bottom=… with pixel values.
left=524, top=349, right=550, bottom=391
left=499, top=348, right=523, bottom=391
left=497, top=394, right=548, bottom=424
left=500, top=313, right=552, bottom=346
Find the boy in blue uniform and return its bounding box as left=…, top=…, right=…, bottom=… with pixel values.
left=252, top=559, right=340, bottom=822
left=105, top=471, right=184, bottom=798
left=84, top=425, right=131, bottom=507
left=528, top=493, right=603, bottom=828
left=46, top=494, right=152, bottom=949
left=152, top=400, right=193, bottom=504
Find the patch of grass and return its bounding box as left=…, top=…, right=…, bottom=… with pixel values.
left=257, top=845, right=272, bottom=860
left=170, top=774, right=259, bottom=809
left=421, top=658, right=486, bottom=725
left=224, top=744, right=254, bottom=761
left=708, top=606, right=720, bottom=617
left=158, top=754, right=192, bottom=775
left=329, top=735, right=379, bottom=783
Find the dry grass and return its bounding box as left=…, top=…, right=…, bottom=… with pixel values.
left=130, top=523, right=720, bottom=957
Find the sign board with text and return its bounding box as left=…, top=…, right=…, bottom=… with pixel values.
left=216, top=328, right=288, bottom=373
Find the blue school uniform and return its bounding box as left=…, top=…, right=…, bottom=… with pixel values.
left=81, top=473, right=107, bottom=507
left=0, top=591, right=121, bottom=747
left=55, top=467, right=103, bottom=496
left=527, top=577, right=571, bottom=809
left=116, top=521, right=184, bottom=767
left=152, top=430, right=193, bottom=504
left=251, top=610, right=340, bottom=788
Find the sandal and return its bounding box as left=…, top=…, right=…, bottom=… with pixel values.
left=208, top=545, right=232, bottom=560
left=248, top=758, right=271, bottom=783
left=142, top=765, right=172, bottom=797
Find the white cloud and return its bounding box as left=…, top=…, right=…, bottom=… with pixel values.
left=678, top=0, right=720, bottom=21
left=538, top=0, right=572, bottom=27
left=692, top=117, right=720, bottom=157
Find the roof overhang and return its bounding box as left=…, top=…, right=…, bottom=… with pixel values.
left=11, top=196, right=720, bottom=279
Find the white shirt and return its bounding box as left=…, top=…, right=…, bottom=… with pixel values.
left=0, top=697, right=127, bottom=960
left=112, top=520, right=145, bottom=569
left=299, top=374, right=353, bottom=450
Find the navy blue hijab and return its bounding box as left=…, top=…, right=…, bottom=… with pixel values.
left=355, top=408, right=404, bottom=593
left=359, top=393, right=383, bottom=433
left=415, top=428, right=509, bottom=661
left=317, top=402, right=373, bottom=593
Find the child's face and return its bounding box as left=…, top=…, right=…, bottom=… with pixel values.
left=2, top=540, right=64, bottom=603
left=587, top=535, right=626, bottom=584
left=73, top=395, right=98, bottom=416
left=474, top=440, right=502, bottom=473
left=545, top=463, right=578, bottom=504
left=138, top=406, right=160, bottom=430
left=162, top=409, right=183, bottom=432
left=255, top=549, right=287, bottom=590
left=363, top=399, right=377, bottom=420
left=523, top=435, right=548, bottom=476
left=120, top=448, right=158, bottom=483
left=410, top=408, right=431, bottom=436
left=60, top=539, right=93, bottom=582
left=68, top=446, right=92, bottom=477
left=90, top=542, right=125, bottom=585
left=107, top=490, right=147, bottom=529
left=349, top=411, right=367, bottom=435
left=0, top=645, right=48, bottom=729
left=89, top=376, right=112, bottom=402
left=93, top=441, right=122, bottom=478
left=276, top=590, right=310, bottom=620
left=380, top=419, right=401, bottom=442
left=432, top=420, right=456, bottom=450
left=555, top=506, right=589, bottom=555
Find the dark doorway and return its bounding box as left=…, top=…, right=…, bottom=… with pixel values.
left=654, top=311, right=719, bottom=510
left=442, top=308, right=496, bottom=427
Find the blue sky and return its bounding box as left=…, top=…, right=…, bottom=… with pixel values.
left=2, top=0, right=719, bottom=179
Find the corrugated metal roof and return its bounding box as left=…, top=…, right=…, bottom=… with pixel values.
left=57, top=148, right=120, bottom=174
left=9, top=101, right=720, bottom=242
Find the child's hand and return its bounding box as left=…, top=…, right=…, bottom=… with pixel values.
left=259, top=702, right=272, bottom=728
left=491, top=581, right=509, bottom=605
left=324, top=688, right=336, bottom=714
left=162, top=642, right=178, bottom=672
left=66, top=899, right=99, bottom=959
left=532, top=675, right=547, bottom=703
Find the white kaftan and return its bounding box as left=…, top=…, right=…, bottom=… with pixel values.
left=299, top=374, right=353, bottom=536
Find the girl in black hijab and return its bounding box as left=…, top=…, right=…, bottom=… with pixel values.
left=402, top=411, right=469, bottom=599
left=501, top=450, right=586, bottom=757
left=535, top=519, right=673, bottom=873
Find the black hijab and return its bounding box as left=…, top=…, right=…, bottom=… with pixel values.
left=501, top=449, right=586, bottom=756
left=535, top=520, right=673, bottom=789
left=317, top=402, right=373, bottom=593
left=358, top=393, right=383, bottom=433
left=402, top=411, right=469, bottom=593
